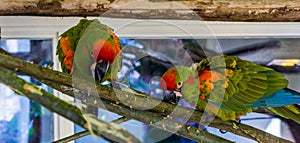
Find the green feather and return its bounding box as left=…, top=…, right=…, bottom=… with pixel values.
left=190, top=55, right=289, bottom=120
left=268, top=106, right=300, bottom=124
left=175, top=66, right=200, bottom=104
left=56, top=19, right=95, bottom=74
left=248, top=73, right=267, bottom=80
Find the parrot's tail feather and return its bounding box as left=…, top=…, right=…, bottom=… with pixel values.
left=268, top=106, right=300, bottom=125
left=248, top=88, right=300, bottom=108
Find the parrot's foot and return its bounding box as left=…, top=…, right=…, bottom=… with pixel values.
left=198, top=125, right=207, bottom=131
left=82, top=87, right=98, bottom=116
left=110, top=81, right=121, bottom=90
left=232, top=119, right=241, bottom=129
left=46, top=62, right=54, bottom=69
left=218, top=119, right=241, bottom=134
left=235, top=119, right=241, bottom=125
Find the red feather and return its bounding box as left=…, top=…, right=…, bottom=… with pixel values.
left=93, top=39, right=120, bottom=63
left=161, top=67, right=178, bottom=90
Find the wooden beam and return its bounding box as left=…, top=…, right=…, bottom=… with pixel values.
left=0, top=0, right=300, bottom=22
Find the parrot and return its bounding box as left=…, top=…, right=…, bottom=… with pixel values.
left=56, top=19, right=121, bottom=114
left=160, top=55, right=300, bottom=124
left=56, top=18, right=121, bottom=83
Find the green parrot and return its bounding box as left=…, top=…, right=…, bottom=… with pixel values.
left=56, top=18, right=121, bottom=83
left=160, top=55, right=300, bottom=124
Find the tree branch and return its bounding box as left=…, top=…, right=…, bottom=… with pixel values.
left=52, top=78, right=291, bottom=143
left=49, top=80, right=233, bottom=142
left=0, top=48, right=292, bottom=143
left=0, top=66, right=141, bottom=143
left=53, top=130, right=90, bottom=143
left=53, top=117, right=131, bottom=143
left=0, top=0, right=300, bottom=21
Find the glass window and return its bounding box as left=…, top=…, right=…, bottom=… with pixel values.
left=0, top=39, right=54, bottom=143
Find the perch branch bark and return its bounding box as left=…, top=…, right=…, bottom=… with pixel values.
left=0, top=0, right=300, bottom=21
left=52, top=117, right=130, bottom=143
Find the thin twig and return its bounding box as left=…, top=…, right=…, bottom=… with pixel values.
left=53, top=130, right=90, bottom=143
left=52, top=117, right=130, bottom=143
left=111, top=117, right=131, bottom=124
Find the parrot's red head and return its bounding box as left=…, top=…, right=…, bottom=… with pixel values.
left=91, top=29, right=122, bottom=82
left=93, top=39, right=121, bottom=64
left=160, top=67, right=179, bottom=91
left=160, top=66, right=197, bottom=90
left=93, top=30, right=121, bottom=64
left=160, top=66, right=199, bottom=104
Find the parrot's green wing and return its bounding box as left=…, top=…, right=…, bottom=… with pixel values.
left=195, top=55, right=288, bottom=112
left=56, top=19, right=94, bottom=74
left=268, top=106, right=300, bottom=124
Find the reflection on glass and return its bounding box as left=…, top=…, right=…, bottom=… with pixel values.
left=0, top=84, right=30, bottom=143
left=0, top=39, right=53, bottom=143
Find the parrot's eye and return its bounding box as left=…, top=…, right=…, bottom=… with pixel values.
left=177, top=81, right=183, bottom=88
left=90, top=50, right=94, bottom=56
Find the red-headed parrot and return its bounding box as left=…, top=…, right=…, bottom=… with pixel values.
left=56, top=18, right=121, bottom=83
left=160, top=55, right=300, bottom=124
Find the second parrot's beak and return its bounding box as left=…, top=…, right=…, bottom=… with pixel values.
left=161, top=80, right=184, bottom=104
left=162, top=86, right=182, bottom=104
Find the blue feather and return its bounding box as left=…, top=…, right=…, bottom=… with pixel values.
left=247, top=88, right=300, bottom=108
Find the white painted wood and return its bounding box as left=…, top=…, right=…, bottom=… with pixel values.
left=1, top=16, right=300, bottom=39
left=53, top=97, right=75, bottom=142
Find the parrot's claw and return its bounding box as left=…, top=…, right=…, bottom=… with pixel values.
left=232, top=119, right=241, bottom=129
left=235, top=119, right=241, bottom=126
left=219, top=119, right=240, bottom=134
left=110, top=81, right=121, bottom=90
left=46, top=62, right=54, bottom=69
left=198, top=125, right=207, bottom=131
